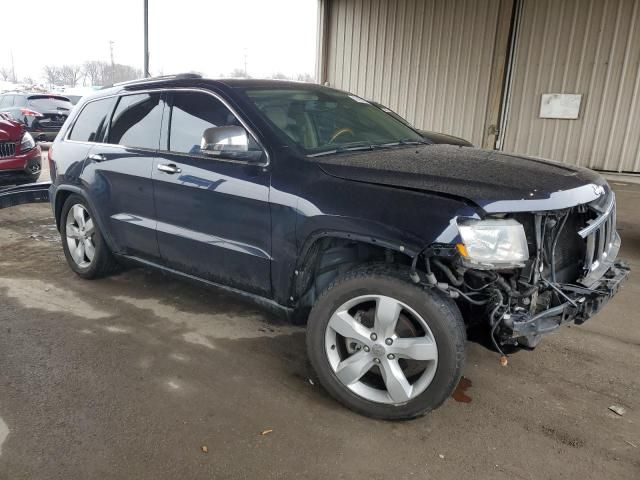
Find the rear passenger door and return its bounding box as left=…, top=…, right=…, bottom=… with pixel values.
left=152, top=90, right=272, bottom=296
left=80, top=92, right=166, bottom=261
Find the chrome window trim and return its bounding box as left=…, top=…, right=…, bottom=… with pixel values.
left=63, top=87, right=270, bottom=167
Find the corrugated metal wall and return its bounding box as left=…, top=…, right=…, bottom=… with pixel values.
left=503, top=0, right=640, bottom=172
left=324, top=0, right=504, bottom=147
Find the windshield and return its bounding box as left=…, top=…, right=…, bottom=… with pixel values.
left=244, top=88, right=424, bottom=155
left=27, top=95, right=72, bottom=111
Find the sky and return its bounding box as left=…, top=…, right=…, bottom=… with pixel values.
left=0, top=0, right=318, bottom=83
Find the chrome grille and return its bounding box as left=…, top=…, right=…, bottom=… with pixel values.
left=579, top=193, right=617, bottom=278
left=0, top=141, right=16, bottom=158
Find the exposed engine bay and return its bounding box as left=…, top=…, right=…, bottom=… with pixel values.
left=415, top=192, right=630, bottom=360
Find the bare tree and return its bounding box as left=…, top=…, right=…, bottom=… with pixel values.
left=22, top=76, right=35, bottom=85
left=83, top=60, right=104, bottom=86
left=43, top=65, right=62, bottom=86
left=0, top=67, right=11, bottom=81
left=296, top=73, right=314, bottom=83
left=60, top=64, right=83, bottom=86
left=270, top=72, right=289, bottom=80
left=229, top=68, right=250, bottom=78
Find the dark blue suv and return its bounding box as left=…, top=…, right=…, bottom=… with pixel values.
left=48, top=75, right=629, bottom=419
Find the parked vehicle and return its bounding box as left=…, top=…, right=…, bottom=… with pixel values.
left=0, top=93, right=73, bottom=142
left=370, top=101, right=474, bottom=147
left=0, top=113, right=41, bottom=185
left=47, top=75, right=629, bottom=419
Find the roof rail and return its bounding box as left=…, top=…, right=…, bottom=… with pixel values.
left=112, top=73, right=203, bottom=88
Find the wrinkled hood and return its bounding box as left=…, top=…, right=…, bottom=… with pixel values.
left=315, top=145, right=608, bottom=213
left=0, top=117, right=23, bottom=142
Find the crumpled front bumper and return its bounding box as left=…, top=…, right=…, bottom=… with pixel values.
left=511, top=260, right=630, bottom=338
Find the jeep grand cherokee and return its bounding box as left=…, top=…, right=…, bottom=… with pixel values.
left=47, top=75, right=629, bottom=419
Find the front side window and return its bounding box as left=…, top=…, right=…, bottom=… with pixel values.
left=68, top=97, right=117, bottom=143
left=109, top=93, right=164, bottom=150
left=167, top=91, right=263, bottom=162
left=243, top=88, right=424, bottom=155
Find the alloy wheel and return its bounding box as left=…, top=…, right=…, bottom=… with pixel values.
left=65, top=204, right=96, bottom=268
left=324, top=294, right=439, bottom=405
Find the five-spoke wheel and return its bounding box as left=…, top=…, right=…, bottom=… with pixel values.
left=307, top=267, right=466, bottom=419
left=325, top=295, right=438, bottom=405
left=60, top=195, right=119, bottom=279
left=66, top=204, right=96, bottom=268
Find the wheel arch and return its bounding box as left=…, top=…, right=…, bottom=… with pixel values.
left=53, top=185, right=119, bottom=254
left=289, top=229, right=420, bottom=313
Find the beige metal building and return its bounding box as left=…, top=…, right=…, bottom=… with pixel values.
left=316, top=0, right=640, bottom=173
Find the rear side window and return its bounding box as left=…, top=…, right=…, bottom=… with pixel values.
left=68, top=97, right=117, bottom=143
left=109, top=93, right=163, bottom=150
left=28, top=96, right=72, bottom=111
left=0, top=95, right=14, bottom=108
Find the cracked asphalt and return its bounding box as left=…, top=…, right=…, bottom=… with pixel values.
left=0, top=166, right=638, bottom=479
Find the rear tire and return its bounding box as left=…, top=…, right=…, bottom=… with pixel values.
left=60, top=194, right=119, bottom=279
left=306, top=265, right=466, bottom=420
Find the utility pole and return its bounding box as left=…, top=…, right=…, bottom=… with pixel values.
left=143, top=0, right=150, bottom=77
left=109, top=40, right=115, bottom=67
left=9, top=50, right=16, bottom=83
left=243, top=48, right=248, bottom=77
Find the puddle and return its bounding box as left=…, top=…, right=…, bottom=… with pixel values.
left=0, top=278, right=111, bottom=320
left=452, top=376, right=472, bottom=403
left=114, top=296, right=301, bottom=344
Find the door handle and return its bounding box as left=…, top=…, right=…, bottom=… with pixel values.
left=157, top=163, right=182, bottom=174
left=88, top=153, right=106, bottom=162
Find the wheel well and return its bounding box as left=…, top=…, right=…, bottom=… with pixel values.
left=294, top=237, right=412, bottom=310
left=54, top=190, right=72, bottom=229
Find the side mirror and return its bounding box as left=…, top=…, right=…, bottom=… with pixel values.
left=199, top=125, right=264, bottom=162
left=201, top=126, right=249, bottom=153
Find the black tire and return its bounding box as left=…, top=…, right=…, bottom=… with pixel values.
left=306, top=265, right=466, bottom=420
left=60, top=194, right=119, bottom=279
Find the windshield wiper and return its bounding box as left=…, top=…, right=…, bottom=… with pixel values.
left=307, top=138, right=427, bottom=158
left=380, top=138, right=428, bottom=147
left=307, top=141, right=383, bottom=157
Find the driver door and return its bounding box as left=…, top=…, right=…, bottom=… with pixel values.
left=152, top=90, right=272, bottom=296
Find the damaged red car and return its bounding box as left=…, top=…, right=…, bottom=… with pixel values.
left=0, top=112, right=41, bottom=185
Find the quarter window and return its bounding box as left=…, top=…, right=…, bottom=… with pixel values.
left=68, top=97, right=117, bottom=143
left=109, top=93, right=164, bottom=149
left=167, top=91, right=263, bottom=162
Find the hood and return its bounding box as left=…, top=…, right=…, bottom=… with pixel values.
left=315, top=144, right=608, bottom=213
left=0, top=117, right=23, bottom=142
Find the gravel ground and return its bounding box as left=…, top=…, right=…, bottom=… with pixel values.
left=0, top=167, right=638, bottom=479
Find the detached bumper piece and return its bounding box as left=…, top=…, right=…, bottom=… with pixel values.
left=0, top=181, right=52, bottom=209
left=510, top=261, right=630, bottom=338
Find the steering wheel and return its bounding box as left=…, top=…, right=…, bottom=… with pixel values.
left=328, top=127, right=355, bottom=144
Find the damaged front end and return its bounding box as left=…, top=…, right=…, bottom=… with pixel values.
left=415, top=190, right=630, bottom=357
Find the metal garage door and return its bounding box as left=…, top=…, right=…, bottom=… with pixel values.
left=502, top=0, right=640, bottom=172
left=321, top=0, right=509, bottom=148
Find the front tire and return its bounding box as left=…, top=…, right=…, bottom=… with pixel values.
left=60, top=194, right=119, bottom=279
left=306, top=266, right=466, bottom=420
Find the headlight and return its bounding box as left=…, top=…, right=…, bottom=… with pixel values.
left=457, top=218, right=529, bottom=269
left=20, top=132, right=36, bottom=152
